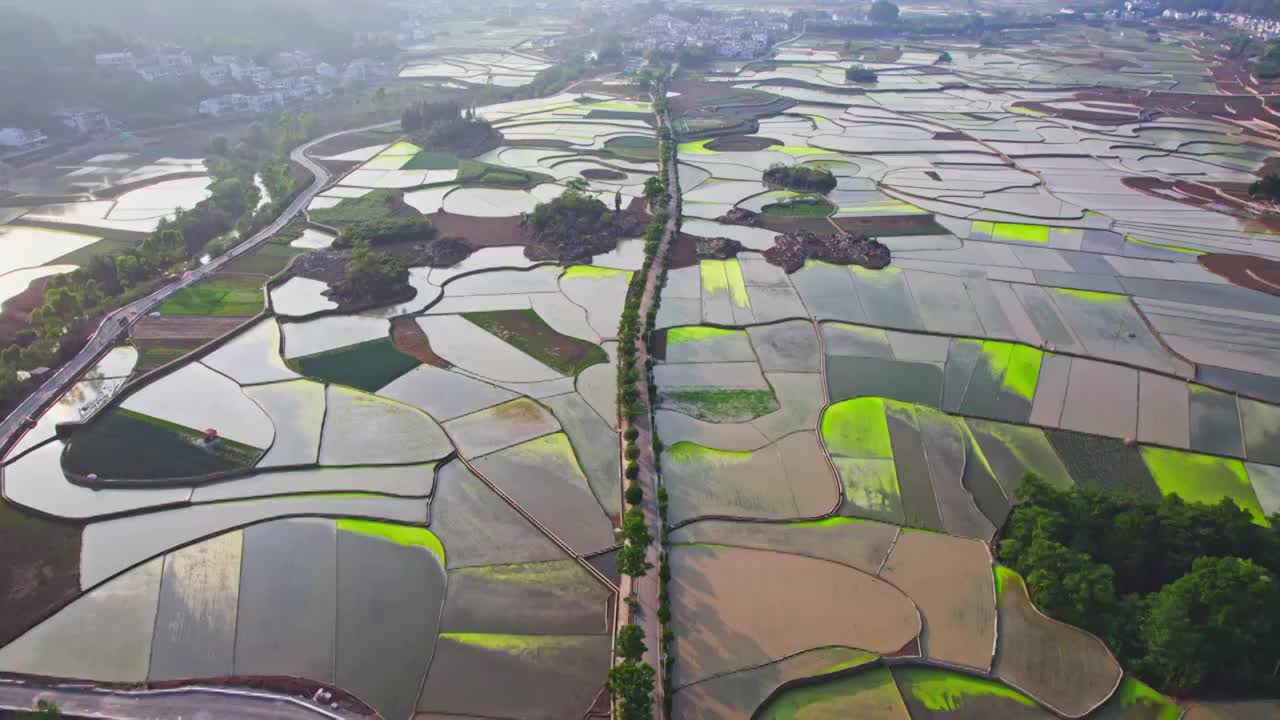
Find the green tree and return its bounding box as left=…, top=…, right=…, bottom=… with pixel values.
left=335, top=241, right=409, bottom=302
left=616, top=543, right=652, bottom=577
left=845, top=65, right=878, bottom=83
left=642, top=176, right=666, bottom=206
left=615, top=624, right=647, bottom=662
left=29, top=286, right=84, bottom=340
left=1251, top=173, right=1280, bottom=201
left=868, top=0, right=900, bottom=24
left=607, top=660, right=655, bottom=720
left=1140, top=556, right=1280, bottom=695
left=621, top=506, right=651, bottom=549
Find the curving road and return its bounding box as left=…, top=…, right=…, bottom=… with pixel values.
left=0, top=123, right=390, bottom=456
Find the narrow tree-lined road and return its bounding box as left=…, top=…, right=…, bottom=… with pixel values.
left=0, top=122, right=392, bottom=454
left=623, top=69, right=680, bottom=717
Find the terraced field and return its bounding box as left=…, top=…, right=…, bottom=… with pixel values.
left=4, top=22, right=1280, bottom=720
left=660, top=27, right=1280, bottom=720
left=0, top=81, right=658, bottom=719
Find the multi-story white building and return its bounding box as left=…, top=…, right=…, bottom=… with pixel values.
left=94, top=52, right=135, bottom=68
left=54, top=108, right=110, bottom=135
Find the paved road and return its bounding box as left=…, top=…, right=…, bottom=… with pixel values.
left=0, top=680, right=359, bottom=719
left=0, top=122, right=390, bottom=455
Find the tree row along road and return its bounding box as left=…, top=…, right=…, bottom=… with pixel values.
left=0, top=122, right=393, bottom=454
left=624, top=71, right=680, bottom=717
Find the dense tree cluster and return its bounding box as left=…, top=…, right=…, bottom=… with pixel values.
left=0, top=113, right=306, bottom=411
left=845, top=64, right=880, bottom=83
left=333, top=218, right=436, bottom=248
left=524, top=179, right=644, bottom=263
left=868, top=0, right=900, bottom=24
left=1250, top=172, right=1280, bottom=201
left=329, top=242, right=410, bottom=304
left=1256, top=42, right=1280, bottom=78
left=400, top=100, right=495, bottom=155
left=762, top=163, right=838, bottom=193
left=1000, top=475, right=1280, bottom=696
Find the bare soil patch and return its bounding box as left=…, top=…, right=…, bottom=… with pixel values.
left=879, top=530, right=996, bottom=672
left=391, top=316, right=449, bottom=368
left=705, top=135, right=781, bottom=152
left=428, top=212, right=534, bottom=247
left=130, top=315, right=249, bottom=340
left=579, top=168, right=627, bottom=181
left=993, top=569, right=1122, bottom=717
left=668, top=232, right=701, bottom=270
left=1200, top=252, right=1280, bottom=296
left=670, top=544, right=919, bottom=688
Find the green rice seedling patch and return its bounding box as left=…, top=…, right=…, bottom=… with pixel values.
left=561, top=265, right=630, bottom=281
left=659, top=387, right=779, bottom=421
left=402, top=151, right=460, bottom=170
left=291, top=337, right=419, bottom=392
left=462, top=308, right=608, bottom=376
left=456, top=160, right=547, bottom=187
left=604, top=135, right=658, bottom=160
left=134, top=338, right=207, bottom=370
left=1053, top=287, right=1125, bottom=304
left=677, top=138, right=718, bottom=154
left=219, top=234, right=306, bottom=276
left=700, top=258, right=729, bottom=296
left=156, top=274, right=264, bottom=316
left=309, top=189, right=400, bottom=227
left=1094, top=678, right=1181, bottom=720
left=437, top=633, right=590, bottom=655
left=337, top=518, right=445, bottom=565
left=898, top=667, right=1039, bottom=712
left=63, top=408, right=261, bottom=479
left=724, top=258, right=750, bottom=308
left=992, top=223, right=1049, bottom=243
left=1124, top=235, right=1204, bottom=255
left=585, top=109, right=654, bottom=122
left=1002, top=345, right=1043, bottom=401
left=834, top=457, right=903, bottom=523
left=787, top=516, right=867, bottom=529
left=767, top=144, right=832, bottom=156
left=760, top=665, right=908, bottom=720
left=822, top=397, right=893, bottom=459
left=993, top=565, right=1021, bottom=607
left=1140, top=446, right=1268, bottom=525
left=665, top=441, right=752, bottom=466
left=457, top=559, right=597, bottom=591
left=763, top=196, right=834, bottom=217
left=381, top=141, right=423, bottom=156
left=699, top=259, right=750, bottom=308
left=666, top=325, right=742, bottom=345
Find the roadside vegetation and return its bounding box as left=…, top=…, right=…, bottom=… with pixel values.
left=1000, top=474, right=1280, bottom=697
